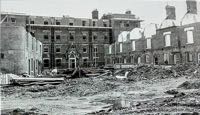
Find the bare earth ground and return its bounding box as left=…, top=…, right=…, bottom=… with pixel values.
left=1, top=65, right=200, bottom=115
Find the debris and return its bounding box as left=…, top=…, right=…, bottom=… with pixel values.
left=178, top=80, right=200, bottom=89
left=126, top=64, right=199, bottom=81
left=116, top=71, right=129, bottom=79
left=2, top=64, right=200, bottom=114
left=52, top=68, right=58, bottom=75
left=174, top=92, right=186, bottom=98
left=11, top=77, right=64, bottom=86
left=165, top=89, right=179, bottom=95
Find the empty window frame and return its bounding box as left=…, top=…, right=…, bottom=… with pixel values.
left=43, top=59, right=50, bottom=67
left=56, top=20, right=60, bottom=25
left=1, top=53, right=4, bottom=59
left=83, top=48, right=87, bottom=53
left=69, top=33, right=74, bottom=40
left=132, top=41, right=135, bottom=51
left=36, top=41, right=38, bottom=51
left=146, top=39, right=151, bottom=49
left=11, top=17, right=16, bottom=23
left=185, top=27, right=194, bottom=44
left=56, top=47, right=61, bottom=53
left=55, top=58, right=62, bottom=67
left=164, top=53, right=169, bottom=64
left=93, top=35, right=97, bottom=41
left=94, top=47, right=98, bottom=53
left=93, top=57, right=99, bottom=62
left=44, top=35, right=49, bottom=40
left=145, top=55, right=150, bottom=63
left=186, top=30, right=194, bottom=44
left=104, top=35, right=108, bottom=40
left=43, top=47, right=49, bottom=53
left=120, top=22, right=124, bottom=28
left=124, top=23, right=129, bottom=27
left=56, top=35, right=61, bottom=40
left=83, top=58, right=87, bottom=63
left=198, top=53, right=200, bottom=64
left=32, top=38, right=36, bottom=51
left=164, top=32, right=171, bottom=47
left=82, top=21, right=86, bottom=26
left=82, top=35, right=87, bottom=40
left=135, top=23, right=139, bottom=27
left=44, top=21, right=48, bottom=25
left=82, top=58, right=88, bottom=66
left=186, top=52, right=193, bottom=62
left=120, top=43, right=123, bottom=52
left=30, top=20, right=34, bottom=24
left=31, top=59, right=34, bottom=71
left=69, top=22, right=73, bottom=26
left=40, top=45, right=42, bottom=56
left=93, top=21, right=96, bottom=26
left=103, top=22, right=107, bottom=27
left=109, top=45, right=112, bottom=54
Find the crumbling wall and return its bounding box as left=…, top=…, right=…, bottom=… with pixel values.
left=1, top=26, right=27, bottom=74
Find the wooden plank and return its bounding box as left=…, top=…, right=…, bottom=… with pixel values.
left=12, top=77, right=64, bottom=82
left=21, top=81, right=62, bottom=86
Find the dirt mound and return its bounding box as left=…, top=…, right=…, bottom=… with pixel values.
left=178, top=81, right=200, bottom=89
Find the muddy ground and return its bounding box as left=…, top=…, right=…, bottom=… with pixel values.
left=1, top=64, right=200, bottom=115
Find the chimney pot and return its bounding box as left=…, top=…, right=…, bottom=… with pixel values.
left=186, top=0, right=197, bottom=14
left=92, top=9, right=99, bottom=19
left=165, top=5, right=176, bottom=20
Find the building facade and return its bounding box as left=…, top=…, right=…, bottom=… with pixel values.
left=1, top=10, right=142, bottom=71
left=27, top=10, right=142, bottom=70
left=0, top=13, right=43, bottom=75
left=105, top=0, right=200, bottom=66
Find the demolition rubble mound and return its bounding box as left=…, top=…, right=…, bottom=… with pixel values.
left=2, top=76, right=118, bottom=98
left=2, top=64, right=199, bottom=98
left=178, top=80, right=200, bottom=89
left=127, top=64, right=199, bottom=81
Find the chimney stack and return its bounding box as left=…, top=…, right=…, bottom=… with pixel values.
left=125, top=10, right=131, bottom=14
left=165, top=5, right=176, bottom=20
left=92, top=9, right=99, bottom=19
left=186, top=0, right=197, bottom=14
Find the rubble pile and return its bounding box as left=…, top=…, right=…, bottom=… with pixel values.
left=57, top=77, right=118, bottom=96
left=2, top=77, right=118, bottom=98
left=172, top=64, right=198, bottom=76
left=178, top=80, right=200, bottom=89
left=1, top=108, right=42, bottom=115
left=127, top=64, right=199, bottom=81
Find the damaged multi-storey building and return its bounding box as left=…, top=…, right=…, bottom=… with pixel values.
left=1, top=0, right=198, bottom=75
left=27, top=10, right=142, bottom=70
left=0, top=13, right=43, bottom=75
left=0, top=10, right=142, bottom=74
left=105, top=0, right=200, bottom=66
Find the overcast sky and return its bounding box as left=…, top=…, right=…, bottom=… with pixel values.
left=1, top=0, right=200, bottom=27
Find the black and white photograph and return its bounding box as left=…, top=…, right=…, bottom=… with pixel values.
left=1, top=0, right=200, bottom=114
